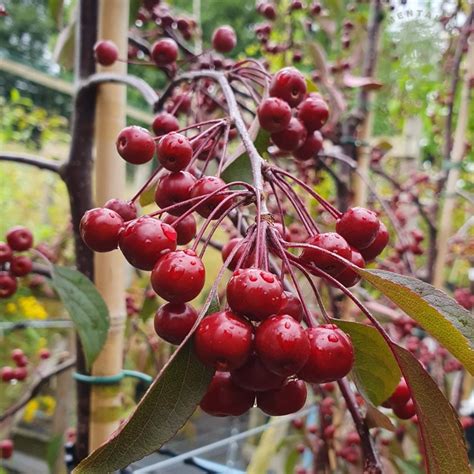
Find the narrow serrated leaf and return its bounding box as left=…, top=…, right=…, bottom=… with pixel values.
left=50, top=265, right=109, bottom=370
left=357, top=269, right=474, bottom=374
left=393, top=345, right=470, bottom=474
left=333, top=319, right=400, bottom=406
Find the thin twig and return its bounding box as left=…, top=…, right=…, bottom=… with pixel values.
left=0, top=153, right=63, bottom=173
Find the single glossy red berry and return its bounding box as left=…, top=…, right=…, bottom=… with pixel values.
left=155, top=171, right=196, bottom=216
left=393, top=399, right=416, bottom=420
left=94, top=40, right=118, bottom=66
left=257, top=97, right=292, bottom=133
left=163, top=213, right=197, bottom=245
left=200, top=371, right=255, bottom=416
left=11, top=348, right=24, bottom=363
left=152, top=112, right=180, bottom=136
left=151, top=38, right=178, bottom=66
left=6, top=226, right=33, bottom=251
left=15, top=354, right=28, bottom=368
left=0, top=272, right=17, bottom=298
left=271, top=118, right=307, bottom=151
left=384, top=378, right=411, bottom=409
left=190, top=176, right=233, bottom=219
left=157, top=133, right=193, bottom=172
left=293, top=131, right=323, bottom=160
left=116, top=126, right=155, bottom=165
left=0, top=439, right=14, bottom=459
left=333, top=248, right=365, bottom=288
left=255, top=315, right=310, bottom=376
left=13, top=367, right=27, bottom=381
left=359, top=222, right=389, bottom=262
left=231, top=354, right=286, bottom=392
left=279, top=291, right=304, bottom=322
left=104, top=198, right=137, bottom=222
left=154, top=302, right=198, bottom=345
left=270, top=67, right=307, bottom=107
left=212, top=25, right=237, bottom=53
left=336, top=207, right=380, bottom=250
left=1, top=367, right=15, bottom=382
left=0, top=243, right=12, bottom=263
left=194, top=310, right=253, bottom=370
left=257, top=378, right=307, bottom=416
left=261, top=3, right=277, bottom=20
left=226, top=268, right=284, bottom=321
left=151, top=249, right=205, bottom=303
left=298, top=324, right=354, bottom=383
left=119, top=216, right=177, bottom=271
left=10, top=255, right=33, bottom=277
left=221, top=238, right=255, bottom=271
left=297, top=96, right=329, bottom=131
left=80, top=208, right=124, bottom=252
left=39, top=348, right=51, bottom=360
left=300, top=232, right=352, bottom=276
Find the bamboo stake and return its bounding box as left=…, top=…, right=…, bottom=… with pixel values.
left=433, top=40, right=474, bottom=289
left=89, top=0, right=129, bottom=451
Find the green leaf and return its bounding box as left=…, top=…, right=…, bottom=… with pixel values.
left=50, top=265, right=109, bottom=370
left=365, top=403, right=396, bottom=432
left=357, top=269, right=474, bottom=374
left=73, top=341, right=214, bottom=473
left=333, top=319, right=400, bottom=406
left=394, top=457, right=424, bottom=474
left=139, top=295, right=159, bottom=322
left=46, top=434, right=63, bottom=474
left=53, top=14, right=76, bottom=70
left=393, top=345, right=470, bottom=474
left=285, top=449, right=300, bottom=474
left=306, top=78, right=318, bottom=93
left=221, top=128, right=270, bottom=185
left=48, top=0, right=64, bottom=29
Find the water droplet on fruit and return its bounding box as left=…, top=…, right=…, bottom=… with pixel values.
left=249, top=274, right=258, bottom=282
left=328, top=334, right=339, bottom=343
left=261, top=272, right=275, bottom=283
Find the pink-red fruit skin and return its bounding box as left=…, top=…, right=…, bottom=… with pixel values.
left=6, top=226, right=33, bottom=251
left=257, top=97, right=292, bottom=133
left=257, top=378, right=307, bottom=416
left=336, top=207, right=380, bottom=250
left=10, top=256, right=33, bottom=277
left=116, top=126, right=155, bottom=165
left=0, top=439, right=14, bottom=459
left=194, top=310, right=253, bottom=370
left=0, top=243, right=12, bottom=263
left=297, top=96, right=329, bottom=131
left=154, top=303, right=197, bottom=345
left=80, top=208, right=124, bottom=252
left=154, top=171, right=196, bottom=215
left=152, top=112, right=179, bottom=136
left=151, top=38, right=178, bottom=66
left=212, top=26, right=237, bottom=53
left=157, top=133, right=193, bottom=172
left=94, top=40, right=118, bottom=66
left=359, top=222, right=389, bottom=262
left=270, top=67, right=307, bottom=107
left=104, top=199, right=137, bottom=222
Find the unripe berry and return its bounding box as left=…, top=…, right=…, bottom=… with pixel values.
left=116, top=126, right=155, bottom=165
left=212, top=26, right=237, bottom=53
left=94, top=40, right=119, bottom=66
left=80, top=208, right=124, bottom=252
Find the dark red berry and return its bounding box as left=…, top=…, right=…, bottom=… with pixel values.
left=384, top=378, right=411, bottom=409
left=104, top=199, right=137, bottom=222
left=221, top=238, right=255, bottom=271
left=393, top=399, right=416, bottom=420
left=270, top=67, right=307, bottom=107
left=80, top=208, right=124, bottom=252
left=154, top=302, right=198, bottom=345
left=333, top=248, right=365, bottom=288
left=0, top=439, right=14, bottom=459
left=261, top=3, right=277, bottom=20
left=212, top=26, right=237, bottom=53
left=194, top=310, right=253, bottom=370
left=94, top=40, right=118, bottom=66
left=293, top=131, right=323, bottom=160
left=154, top=171, right=196, bottom=215
left=226, top=268, right=284, bottom=321
left=336, top=207, right=380, bottom=250
left=151, top=38, right=178, bottom=66
left=15, top=354, right=28, bottom=368
left=11, top=348, right=24, bottom=363
left=257, top=378, right=307, bottom=416
left=255, top=315, right=310, bottom=376
left=0, top=243, right=12, bottom=264
left=1, top=367, right=15, bottom=382
left=0, top=272, right=17, bottom=298
left=257, top=97, right=292, bottom=133
left=152, top=112, right=180, bottom=136
left=271, top=118, right=307, bottom=151
left=163, top=213, right=197, bottom=245
left=231, top=354, right=286, bottom=392
left=300, top=232, right=352, bottom=276
left=200, top=371, right=255, bottom=416
left=298, top=324, right=354, bottom=383
left=157, top=133, right=193, bottom=172
left=359, top=222, right=389, bottom=262
left=13, top=367, right=27, bottom=381
left=116, top=126, right=155, bottom=165
left=151, top=249, right=205, bottom=303
left=6, top=226, right=33, bottom=251
left=297, top=96, right=329, bottom=131
left=279, top=291, right=304, bottom=322
left=190, top=176, right=233, bottom=219
left=119, top=216, right=177, bottom=271
left=39, top=348, right=51, bottom=360
left=10, top=255, right=33, bottom=277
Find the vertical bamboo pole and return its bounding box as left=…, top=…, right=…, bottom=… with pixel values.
left=433, top=41, right=474, bottom=289
left=89, top=0, right=129, bottom=451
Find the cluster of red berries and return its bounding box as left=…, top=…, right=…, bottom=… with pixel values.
left=1, top=347, right=50, bottom=384
left=195, top=269, right=354, bottom=417
left=0, top=439, right=13, bottom=460
left=382, top=378, right=416, bottom=420
left=258, top=67, right=328, bottom=160
left=0, top=226, right=34, bottom=299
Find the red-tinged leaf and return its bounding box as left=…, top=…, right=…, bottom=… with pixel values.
left=392, top=345, right=470, bottom=474
left=343, top=73, right=383, bottom=90
left=365, top=403, right=396, bottom=432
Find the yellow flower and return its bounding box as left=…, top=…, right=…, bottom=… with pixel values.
left=23, top=399, right=39, bottom=423
left=5, top=303, right=17, bottom=314
left=17, top=296, right=47, bottom=320
left=39, top=395, right=56, bottom=416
